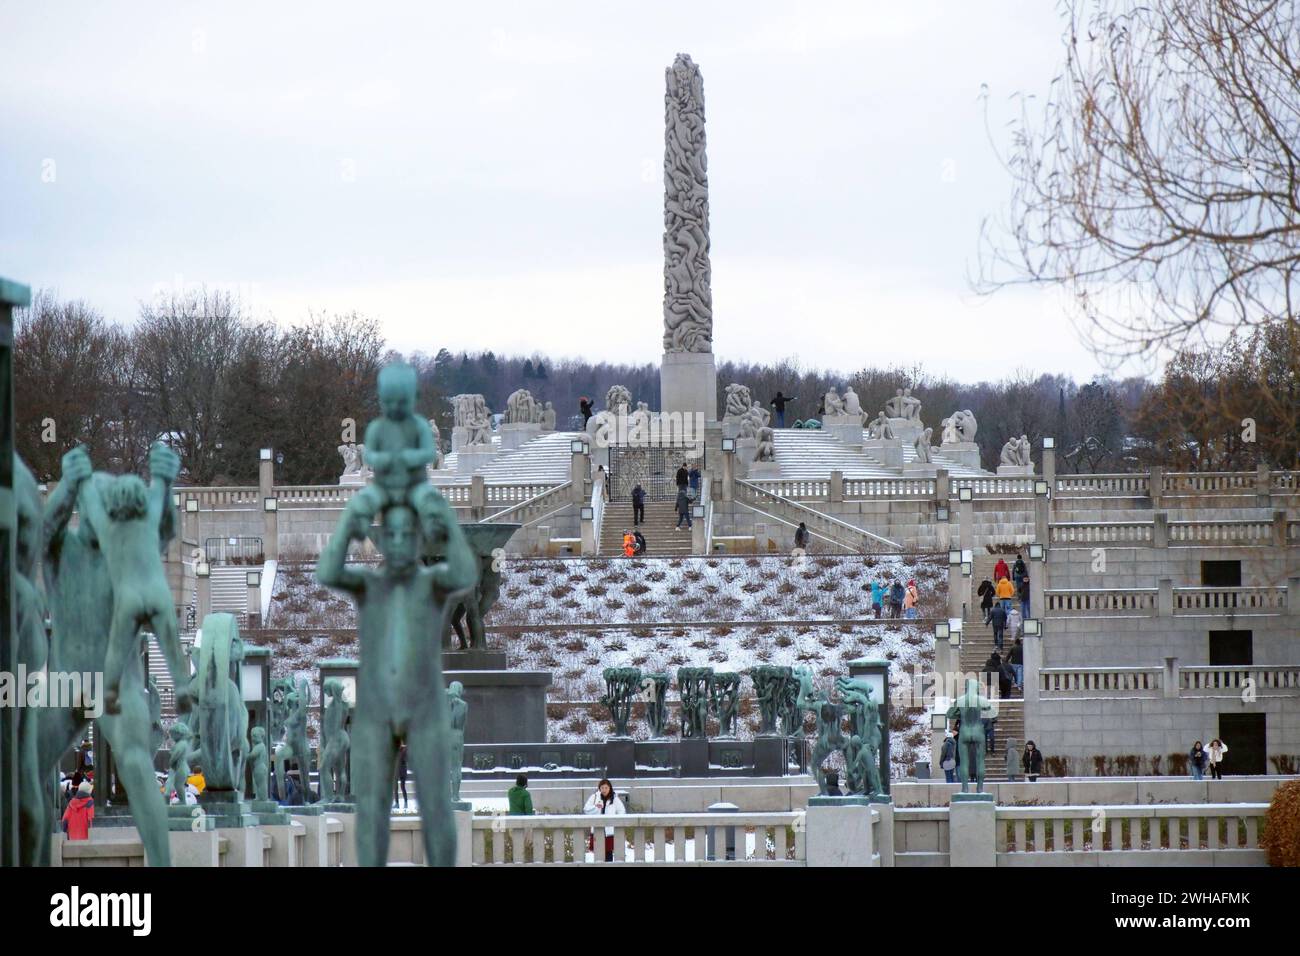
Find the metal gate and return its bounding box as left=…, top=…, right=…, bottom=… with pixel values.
left=607, top=445, right=704, bottom=502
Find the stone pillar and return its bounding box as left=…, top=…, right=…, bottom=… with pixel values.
left=871, top=799, right=895, bottom=867
left=246, top=576, right=262, bottom=629
left=570, top=449, right=589, bottom=503
left=217, top=826, right=265, bottom=867
left=720, top=448, right=734, bottom=501
left=692, top=512, right=707, bottom=554
left=949, top=796, right=996, bottom=866
left=469, top=474, right=486, bottom=521
left=1158, top=578, right=1173, bottom=616
left=1256, top=464, right=1272, bottom=508
left=581, top=512, right=596, bottom=555
left=1029, top=552, right=1046, bottom=622
left=455, top=808, right=472, bottom=867
left=829, top=469, right=843, bottom=504
left=1149, top=465, right=1163, bottom=509
left=1022, top=632, right=1043, bottom=733
left=958, top=496, right=974, bottom=552
left=1042, top=441, right=1056, bottom=491
left=196, top=570, right=212, bottom=622
left=935, top=468, right=950, bottom=505
left=806, top=800, right=874, bottom=867
left=1153, top=511, right=1169, bottom=548
left=259, top=453, right=278, bottom=560
left=1162, top=657, right=1180, bottom=698
left=948, top=563, right=964, bottom=621
left=1034, top=493, right=1049, bottom=545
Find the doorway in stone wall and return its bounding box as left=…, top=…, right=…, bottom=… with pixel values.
left=1209, top=630, right=1253, bottom=666
left=1200, top=560, right=1241, bottom=587
left=1217, top=713, right=1266, bottom=775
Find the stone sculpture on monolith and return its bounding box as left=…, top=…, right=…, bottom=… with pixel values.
left=316, top=408, right=477, bottom=866
left=37, top=444, right=183, bottom=867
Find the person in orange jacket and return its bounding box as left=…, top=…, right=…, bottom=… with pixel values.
left=994, top=576, right=1016, bottom=613
left=63, top=781, right=95, bottom=840
left=622, top=530, right=635, bottom=557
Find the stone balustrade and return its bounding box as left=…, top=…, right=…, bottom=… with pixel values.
left=841, top=477, right=937, bottom=499
left=470, top=810, right=806, bottom=865
left=1050, top=517, right=1298, bottom=547
left=1048, top=521, right=1154, bottom=545
left=1045, top=588, right=1160, bottom=615
left=1180, top=665, right=1300, bottom=693
left=177, top=486, right=260, bottom=508
left=1039, top=666, right=1163, bottom=696
left=1172, top=586, right=1288, bottom=613
left=1045, top=585, right=1288, bottom=617
left=1038, top=662, right=1300, bottom=698
left=951, top=477, right=1037, bottom=497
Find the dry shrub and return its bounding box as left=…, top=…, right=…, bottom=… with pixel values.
left=1261, top=780, right=1300, bottom=867
left=624, top=582, right=650, bottom=596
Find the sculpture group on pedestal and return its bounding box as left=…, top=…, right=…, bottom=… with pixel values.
left=883, top=387, right=922, bottom=422
left=505, top=388, right=537, bottom=425
left=723, top=383, right=752, bottom=421
left=940, top=409, right=978, bottom=445
left=317, top=361, right=478, bottom=866
left=337, top=442, right=369, bottom=481
left=866, top=411, right=895, bottom=440
left=677, top=667, right=714, bottom=739
left=711, top=672, right=742, bottom=738
left=641, top=673, right=670, bottom=737
left=1000, top=434, right=1032, bottom=468
left=601, top=667, right=643, bottom=737
left=799, top=674, right=884, bottom=798
left=453, top=393, right=493, bottom=447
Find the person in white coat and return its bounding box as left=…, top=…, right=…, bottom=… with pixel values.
left=583, top=778, right=626, bottom=862
left=1206, top=739, right=1229, bottom=779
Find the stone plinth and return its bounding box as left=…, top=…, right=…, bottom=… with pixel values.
left=338, top=471, right=368, bottom=487
left=735, top=437, right=757, bottom=468
left=499, top=421, right=541, bottom=451
left=887, top=417, right=922, bottom=445
left=661, top=350, right=718, bottom=426
left=822, top=414, right=864, bottom=448
left=250, top=799, right=290, bottom=826
left=444, top=649, right=509, bottom=671
left=806, top=798, right=875, bottom=866
left=949, top=792, right=996, bottom=866
left=746, top=460, right=780, bottom=477
left=863, top=438, right=904, bottom=469
left=451, top=426, right=469, bottom=453
left=903, top=461, right=940, bottom=476
left=442, top=669, right=553, bottom=744
left=456, top=444, right=496, bottom=476
left=939, top=441, right=982, bottom=470
left=996, top=464, right=1034, bottom=476
left=679, top=737, right=709, bottom=777
left=605, top=737, right=635, bottom=778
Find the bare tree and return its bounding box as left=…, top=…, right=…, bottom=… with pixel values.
left=978, top=0, right=1300, bottom=361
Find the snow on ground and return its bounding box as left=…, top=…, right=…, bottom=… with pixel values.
left=262, top=553, right=942, bottom=774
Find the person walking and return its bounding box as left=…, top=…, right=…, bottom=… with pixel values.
left=986, top=650, right=1011, bottom=699
left=675, top=462, right=689, bottom=493
left=870, top=579, right=884, bottom=619
left=1009, top=637, right=1024, bottom=689
left=392, top=743, right=409, bottom=809
left=688, top=464, right=701, bottom=498
left=977, top=578, right=995, bottom=624
left=889, top=580, right=905, bottom=619
left=990, top=601, right=1007, bottom=651
left=583, top=778, right=626, bottom=862
left=794, top=522, right=808, bottom=551
left=1207, top=739, right=1229, bottom=779
left=940, top=730, right=958, bottom=784
left=903, top=579, right=919, bottom=619
left=622, top=530, right=635, bottom=557
left=1189, top=741, right=1208, bottom=780
left=675, top=488, right=692, bottom=530
left=596, top=465, right=610, bottom=501
left=62, top=781, right=95, bottom=841
left=631, top=482, right=645, bottom=526
left=632, top=529, right=647, bottom=555
left=508, top=774, right=534, bottom=815
left=993, top=556, right=1010, bottom=585
left=579, top=396, right=594, bottom=428
left=1022, top=741, right=1044, bottom=782
left=1018, top=574, right=1031, bottom=619
left=1012, top=553, right=1027, bottom=591
left=995, top=575, right=1015, bottom=613
left=769, top=391, right=796, bottom=429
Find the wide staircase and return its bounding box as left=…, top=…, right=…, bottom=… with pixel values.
left=957, top=552, right=1026, bottom=780
left=598, top=500, right=696, bottom=557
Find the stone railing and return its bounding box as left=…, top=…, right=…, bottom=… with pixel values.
left=1054, top=474, right=1151, bottom=497
left=1180, top=665, right=1300, bottom=694
left=477, top=480, right=574, bottom=528
left=1168, top=518, right=1277, bottom=546
left=273, top=485, right=359, bottom=505
left=951, top=477, right=1037, bottom=497
left=735, top=479, right=902, bottom=552
left=996, top=804, right=1267, bottom=860
left=1045, top=588, right=1159, bottom=616
left=176, top=486, right=260, bottom=508
left=843, top=478, right=937, bottom=498
left=1050, top=517, right=1299, bottom=547
left=1039, top=667, right=1163, bottom=697
left=1052, top=469, right=1298, bottom=499
left=470, top=811, right=805, bottom=865
left=744, top=478, right=830, bottom=500
left=1161, top=471, right=1260, bottom=495
left=1048, top=521, right=1154, bottom=545
left=1173, top=587, right=1288, bottom=614
left=483, top=482, right=563, bottom=506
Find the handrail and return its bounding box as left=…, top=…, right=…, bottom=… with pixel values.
left=735, top=478, right=901, bottom=552
left=592, top=474, right=606, bottom=555
left=701, top=475, right=713, bottom=554
left=477, top=480, right=574, bottom=528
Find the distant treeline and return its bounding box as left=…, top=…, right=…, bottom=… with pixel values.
left=14, top=289, right=1298, bottom=484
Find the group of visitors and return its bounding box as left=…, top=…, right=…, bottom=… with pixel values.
left=508, top=775, right=625, bottom=861
left=674, top=462, right=701, bottom=530
left=621, top=528, right=647, bottom=557
left=1189, top=739, right=1229, bottom=779
left=984, top=642, right=1024, bottom=698
left=983, top=553, right=1031, bottom=621
left=941, top=727, right=1047, bottom=784
left=868, top=579, right=920, bottom=619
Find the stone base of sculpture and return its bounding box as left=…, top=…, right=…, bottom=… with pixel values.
left=807, top=794, right=873, bottom=807
left=499, top=422, right=541, bottom=451
left=451, top=426, right=469, bottom=453
left=660, top=350, right=718, bottom=426
left=444, top=669, right=552, bottom=743
left=605, top=737, right=635, bottom=777
left=903, top=459, right=940, bottom=477
left=745, top=459, right=780, bottom=478
left=679, top=737, right=709, bottom=776
left=863, top=438, right=904, bottom=469
left=444, top=649, right=509, bottom=671
left=250, top=799, right=291, bottom=825
left=939, top=441, right=982, bottom=470
left=339, top=470, right=368, bottom=487
left=996, top=464, right=1034, bottom=477
left=735, top=436, right=757, bottom=468
left=456, top=443, right=496, bottom=476
left=821, top=414, right=864, bottom=449
left=950, top=791, right=995, bottom=802
left=887, top=417, right=922, bottom=444
left=169, top=795, right=257, bottom=829
left=318, top=801, right=356, bottom=812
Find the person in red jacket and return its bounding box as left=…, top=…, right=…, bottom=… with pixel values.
left=993, top=557, right=1010, bottom=584
left=63, top=781, right=95, bottom=840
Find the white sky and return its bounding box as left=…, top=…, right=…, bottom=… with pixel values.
left=0, top=1, right=1123, bottom=382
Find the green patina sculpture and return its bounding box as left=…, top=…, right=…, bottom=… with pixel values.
left=785, top=665, right=816, bottom=737
left=192, top=613, right=249, bottom=794
left=320, top=678, right=351, bottom=803
left=810, top=692, right=846, bottom=796
left=437, top=525, right=517, bottom=651
left=247, top=727, right=269, bottom=802
left=267, top=677, right=294, bottom=745
left=73, top=444, right=193, bottom=717
left=274, top=678, right=314, bottom=804
left=166, top=722, right=198, bottom=804
left=837, top=678, right=883, bottom=796
left=37, top=444, right=181, bottom=867
left=14, top=455, right=48, bottom=865
left=946, top=677, right=995, bottom=793
left=749, top=664, right=792, bottom=735
left=146, top=676, right=165, bottom=754
left=677, top=667, right=715, bottom=739
left=317, top=377, right=477, bottom=865
left=641, top=672, right=670, bottom=738
left=600, top=667, right=642, bottom=737
left=447, top=681, right=467, bottom=803
left=711, top=672, right=742, bottom=738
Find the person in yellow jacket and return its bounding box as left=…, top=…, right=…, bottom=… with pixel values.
left=994, top=576, right=1015, bottom=613
left=187, top=770, right=206, bottom=796
left=622, top=530, right=635, bottom=558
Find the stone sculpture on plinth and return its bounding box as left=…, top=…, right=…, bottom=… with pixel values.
left=338, top=442, right=368, bottom=484
left=274, top=679, right=314, bottom=805
left=822, top=389, right=846, bottom=417
left=37, top=443, right=184, bottom=866
left=316, top=368, right=478, bottom=864
left=913, top=427, right=935, bottom=465
left=505, top=388, right=537, bottom=424
left=319, top=678, right=351, bottom=804
left=997, top=434, right=1034, bottom=475
left=884, top=387, right=922, bottom=422
left=810, top=693, right=846, bottom=796
left=166, top=722, right=198, bottom=805
left=785, top=666, right=816, bottom=737
left=866, top=412, right=895, bottom=441
left=600, top=667, right=643, bottom=737
left=723, top=383, right=753, bottom=421
left=837, top=677, right=883, bottom=797
left=448, top=681, right=468, bottom=805
left=711, top=672, right=742, bottom=738
left=641, top=672, right=671, bottom=738
left=946, top=678, right=995, bottom=793
left=191, top=613, right=250, bottom=813
left=677, top=667, right=715, bottom=739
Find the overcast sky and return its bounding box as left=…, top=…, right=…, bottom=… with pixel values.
left=1, top=2, right=1124, bottom=383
